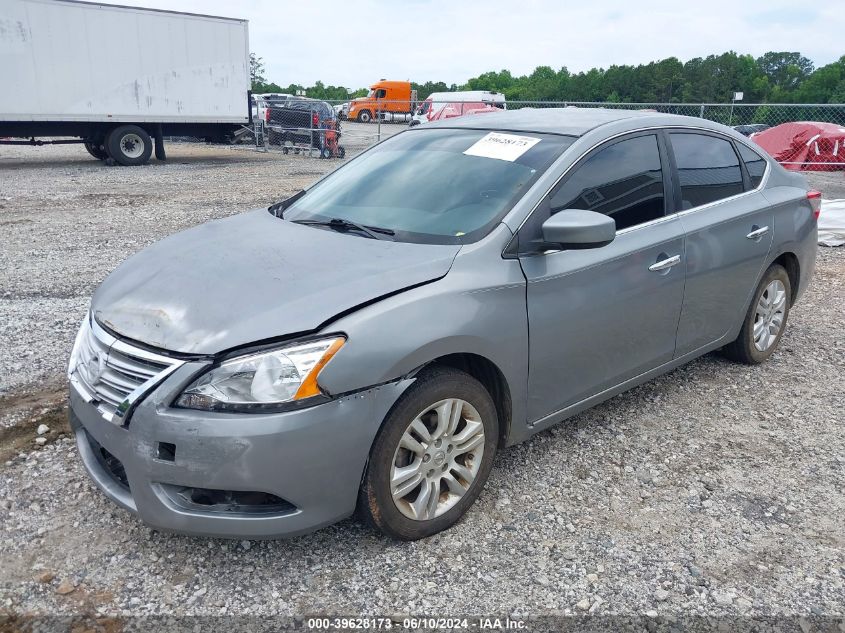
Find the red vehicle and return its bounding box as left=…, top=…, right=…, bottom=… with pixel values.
left=410, top=91, right=506, bottom=126
left=428, top=102, right=499, bottom=123
left=752, top=121, right=845, bottom=171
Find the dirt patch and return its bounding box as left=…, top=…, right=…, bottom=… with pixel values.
left=0, top=383, right=70, bottom=463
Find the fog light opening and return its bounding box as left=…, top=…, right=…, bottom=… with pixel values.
left=159, top=484, right=296, bottom=516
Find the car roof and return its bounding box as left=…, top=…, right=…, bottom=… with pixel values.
left=286, top=99, right=332, bottom=110
left=418, top=107, right=718, bottom=137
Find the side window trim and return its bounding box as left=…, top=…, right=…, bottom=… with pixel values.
left=659, top=128, right=681, bottom=215
left=506, top=125, right=771, bottom=259
left=656, top=129, right=678, bottom=215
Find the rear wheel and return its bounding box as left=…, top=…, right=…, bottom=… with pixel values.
left=723, top=264, right=791, bottom=364
left=357, top=109, right=372, bottom=123
left=105, top=125, right=152, bottom=166
left=359, top=366, right=498, bottom=540
left=84, top=139, right=108, bottom=160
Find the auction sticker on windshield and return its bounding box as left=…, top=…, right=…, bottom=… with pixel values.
left=463, top=132, right=541, bottom=162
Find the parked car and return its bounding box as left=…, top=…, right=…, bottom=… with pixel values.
left=254, top=93, right=298, bottom=123
left=411, top=91, right=506, bottom=126
left=425, top=101, right=499, bottom=124
left=333, top=102, right=350, bottom=120
left=732, top=123, right=771, bottom=136
left=265, top=99, right=339, bottom=153
left=68, top=108, right=817, bottom=541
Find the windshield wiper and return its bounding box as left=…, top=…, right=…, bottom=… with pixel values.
left=292, top=218, right=395, bottom=240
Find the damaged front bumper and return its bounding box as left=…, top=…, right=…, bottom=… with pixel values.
left=69, top=363, right=412, bottom=538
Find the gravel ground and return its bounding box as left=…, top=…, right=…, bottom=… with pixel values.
left=0, top=143, right=844, bottom=621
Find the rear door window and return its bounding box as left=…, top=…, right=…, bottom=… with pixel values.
left=549, top=134, right=666, bottom=231
left=669, top=133, right=744, bottom=208
left=737, top=143, right=767, bottom=189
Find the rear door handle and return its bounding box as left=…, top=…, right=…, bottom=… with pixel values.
left=746, top=226, right=770, bottom=240
left=649, top=255, right=681, bottom=272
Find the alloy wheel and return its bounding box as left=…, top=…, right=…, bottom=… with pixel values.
left=390, top=398, right=485, bottom=521
left=753, top=279, right=787, bottom=351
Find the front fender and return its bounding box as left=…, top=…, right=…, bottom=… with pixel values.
left=317, top=227, right=530, bottom=443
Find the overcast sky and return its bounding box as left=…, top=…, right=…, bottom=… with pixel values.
left=103, top=0, right=843, bottom=90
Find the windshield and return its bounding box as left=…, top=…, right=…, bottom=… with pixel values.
left=281, top=128, right=573, bottom=244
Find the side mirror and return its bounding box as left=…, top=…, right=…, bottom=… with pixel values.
left=541, top=209, right=616, bottom=249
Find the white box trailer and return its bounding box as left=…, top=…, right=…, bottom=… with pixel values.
left=0, top=0, right=250, bottom=165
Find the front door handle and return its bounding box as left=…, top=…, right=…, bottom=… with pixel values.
left=649, top=255, right=682, bottom=272
left=746, top=226, right=770, bottom=240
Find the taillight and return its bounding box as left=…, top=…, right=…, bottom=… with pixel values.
left=312, top=113, right=319, bottom=127
left=264, top=108, right=270, bottom=123
left=807, top=190, right=822, bottom=220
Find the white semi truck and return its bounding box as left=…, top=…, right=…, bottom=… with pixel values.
left=0, top=0, right=251, bottom=165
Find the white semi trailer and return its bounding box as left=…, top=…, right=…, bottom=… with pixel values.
left=0, top=0, right=250, bottom=165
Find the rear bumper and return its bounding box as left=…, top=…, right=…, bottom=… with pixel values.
left=69, top=372, right=411, bottom=539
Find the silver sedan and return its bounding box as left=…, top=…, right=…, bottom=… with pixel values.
left=68, top=108, right=818, bottom=540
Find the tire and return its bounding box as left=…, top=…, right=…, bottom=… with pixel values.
left=722, top=264, right=791, bottom=365
left=105, top=125, right=152, bottom=166
left=337, top=146, right=346, bottom=159
left=357, top=109, right=372, bottom=123
left=359, top=366, right=499, bottom=540
left=84, top=140, right=108, bottom=160
left=321, top=147, right=332, bottom=159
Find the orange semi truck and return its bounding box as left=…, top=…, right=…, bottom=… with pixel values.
left=348, top=80, right=417, bottom=123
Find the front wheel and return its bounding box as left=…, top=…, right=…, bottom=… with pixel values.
left=359, top=366, right=498, bottom=540
left=357, top=109, right=372, bottom=123
left=723, top=263, right=791, bottom=364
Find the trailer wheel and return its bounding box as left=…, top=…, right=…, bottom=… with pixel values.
left=84, top=140, right=109, bottom=160
left=357, top=110, right=372, bottom=123
left=106, top=125, right=152, bottom=166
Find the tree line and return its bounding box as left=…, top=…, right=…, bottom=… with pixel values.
left=251, top=51, right=845, bottom=104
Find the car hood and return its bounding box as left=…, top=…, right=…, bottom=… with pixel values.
left=92, top=209, right=460, bottom=355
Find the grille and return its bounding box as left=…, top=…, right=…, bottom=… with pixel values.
left=70, top=318, right=180, bottom=423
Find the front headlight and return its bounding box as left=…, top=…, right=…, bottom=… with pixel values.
left=174, top=337, right=345, bottom=412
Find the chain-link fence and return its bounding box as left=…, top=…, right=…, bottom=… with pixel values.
left=247, top=96, right=845, bottom=169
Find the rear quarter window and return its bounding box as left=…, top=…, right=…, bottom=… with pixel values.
left=737, top=143, right=767, bottom=189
